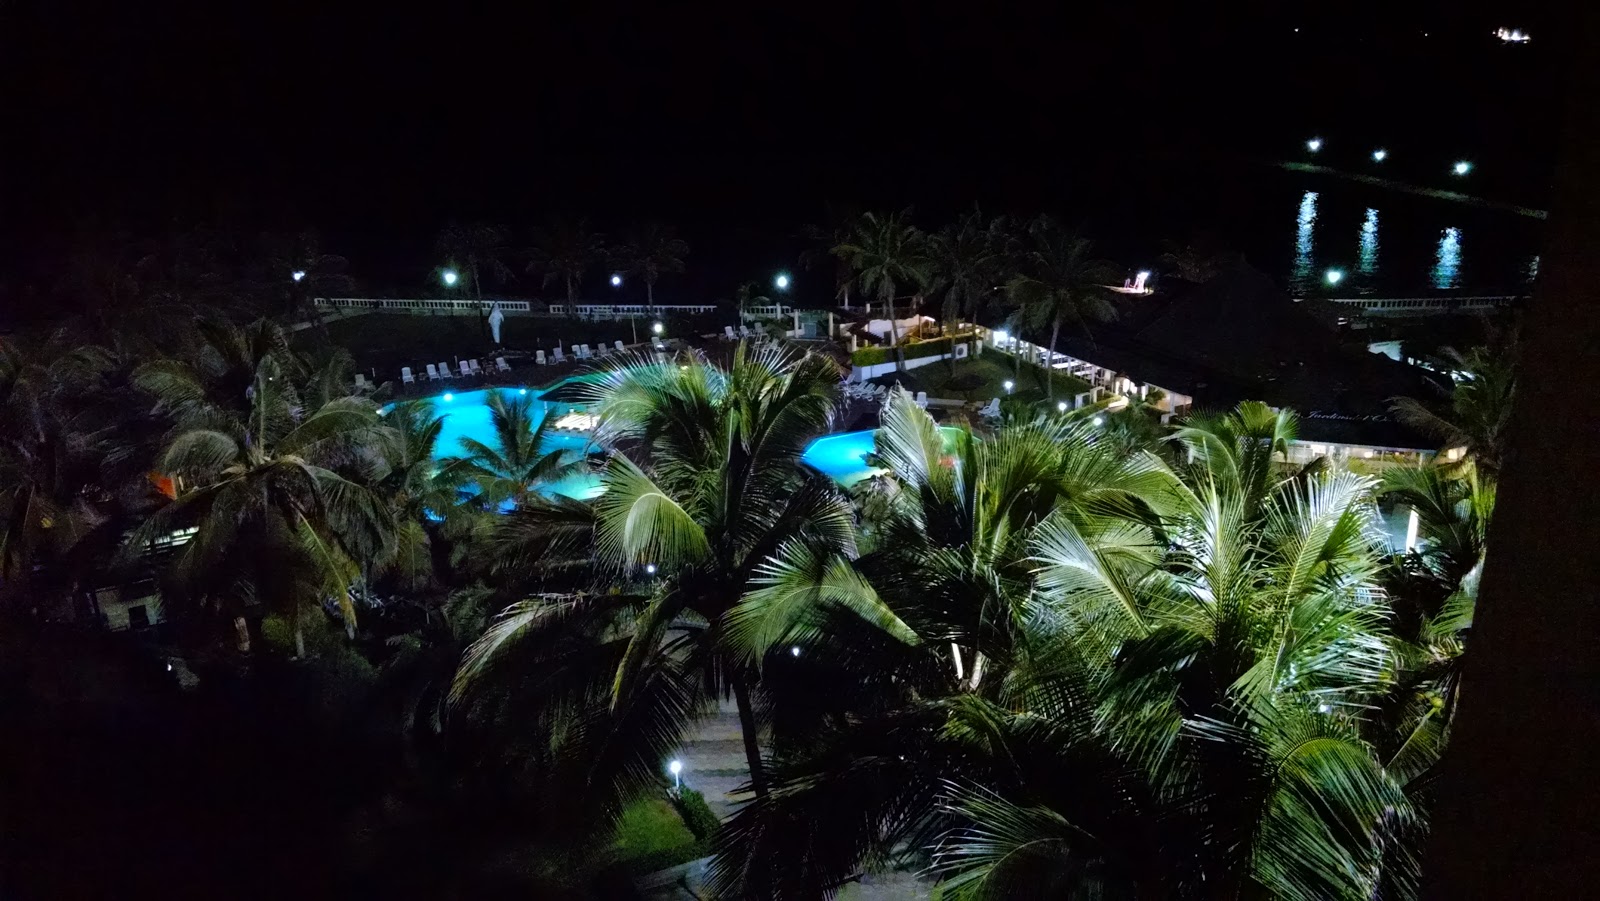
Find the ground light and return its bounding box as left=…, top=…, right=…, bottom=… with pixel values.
left=1057, top=401, right=1069, bottom=412
left=1454, top=161, right=1473, bottom=176
left=1326, top=269, right=1345, bottom=285
left=1372, top=149, right=1387, bottom=162
left=518, top=388, right=527, bottom=395
left=1306, top=138, right=1322, bottom=152
left=774, top=272, right=791, bottom=290
left=611, top=273, right=623, bottom=286
left=790, top=646, right=801, bottom=657
left=1092, top=416, right=1105, bottom=426
left=653, top=321, right=664, bottom=334
left=668, top=759, right=682, bottom=790
left=291, top=270, right=306, bottom=282
left=1003, top=380, right=1014, bottom=393
left=443, top=393, right=454, bottom=402
left=645, top=563, right=657, bottom=575
left=442, top=269, right=459, bottom=287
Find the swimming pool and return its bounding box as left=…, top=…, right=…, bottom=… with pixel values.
left=415, top=383, right=951, bottom=499
left=419, top=385, right=604, bottom=500
left=800, top=426, right=964, bottom=487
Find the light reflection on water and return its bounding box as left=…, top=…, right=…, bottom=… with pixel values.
left=1432, top=227, right=1463, bottom=289
left=1358, top=208, right=1379, bottom=276
left=1290, top=191, right=1318, bottom=293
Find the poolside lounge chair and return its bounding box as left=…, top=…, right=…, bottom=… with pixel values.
left=535, top=350, right=547, bottom=366
left=468, top=359, right=483, bottom=376
left=724, top=325, right=737, bottom=340
left=739, top=324, right=751, bottom=338
left=652, top=337, right=666, bottom=351
left=615, top=340, right=625, bottom=353
left=914, top=391, right=929, bottom=409
left=354, top=373, right=369, bottom=391
left=553, top=347, right=566, bottom=364
left=438, top=361, right=455, bottom=378
left=425, top=364, right=441, bottom=381
left=596, top=344, right=610, bottom=359
left=401, top=366, right=416, bottom=385
left=978, top=398, right=1001, bottom=420
left=576, top=344, right=589, bottom=360
left=499, top=356, right=514, bottom=372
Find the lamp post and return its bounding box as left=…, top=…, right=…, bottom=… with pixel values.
left=668, top=759, right=683, bottom=791
left=774, top=272, right=791, bottom=291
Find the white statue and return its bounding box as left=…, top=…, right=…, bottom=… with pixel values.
left=488, top=302, right=505, bottom=344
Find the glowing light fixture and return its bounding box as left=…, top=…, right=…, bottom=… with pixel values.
left=611, top=273, right=623, bottom=287
left=646, top=563, right=657, bottom=575
left=774, top=272, right=791, bottom=290
left=1092, top=416, right=1105, bottom=426
left=1003, top=380, right=1014, bottom=393
left=1057, top=401, right=1069, bottom=412
left=1325, top=268, right=1345, bottom=285
left=790, top=646, right=801, bottom=657
left=518, top=388, right=528, bottom=395
left=1453, top=161, right=1472, bottom=176
left=1306, top=137, right=1322, bottom=152
left=668, top=758, right=683, bottom=790
left=1372, top=149, right=1387, bottom=162
left=290, top=270, right=306, bottom=282
left=443, top=393, right=454, bottom=402
left=441, top=269, right=459, bottom=287
left=652, top=322, right=664, bottom=334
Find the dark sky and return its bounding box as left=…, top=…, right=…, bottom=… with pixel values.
left=7, top=1, right=1570, bottom=297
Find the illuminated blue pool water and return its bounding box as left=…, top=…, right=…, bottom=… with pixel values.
left=421, top=385, right=604, bottom=500
left=416, top=384, right=955, bottom=500
left=800, top=427, right=963, bottom=487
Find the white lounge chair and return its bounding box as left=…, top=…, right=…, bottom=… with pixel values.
left=652, top=337, right=666, bottom=351
left=575, top=344, right=589, bottom=360
left=553, top=347, right=566, bottom=364
left=595, top=344, right=610, bottom=359
left=535, top=350, right=547, bottom=366
left=438, top=361, right=455, bottom=378
left=500, top=356, right=515, bottom=371
left=724, top=325, right=737, bottom=340
left=401, top=366, right=415, bottom=385
left=354, top=373, right=369, bottom=391
left=739, top=324, right=751, bottom=338
left=468, top=359, right=483, bottom=376
left=614, top=340, right=625, bottom=353
left=978, top=398, right=1001, bottom=420
left=425, top=364, right=441, bottom=381
left=914, top=391, right=929, bottom=409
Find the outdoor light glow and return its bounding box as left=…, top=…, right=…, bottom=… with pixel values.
left=518, top=388, right=528, bottom=395
left=668, top=759, right=683, bottom=775
left=441, top=269, right=459, bottom=287
left=291, top=270, right=306, bottom=282
left=166, top=662, right=173, bottom=672
left=1092, top=416, right=1105, bottom=426
left=993, top=330, right=1009, bottom=344
left=1453, top=161, right=1472, bottom=176
left=443, top=393, right=454, bottom=402
left=1136, top=270, right=1150, bottom=281
left=1371, top=149, right=1387, bottom=162
left=646, top=563, right=657, bottom=575
left=611, top=273, right=623, bottom=286
left=1003, top=380, right=1015, bottom=393
left=653, top=321, right=664, bottom=334
left=1306, top=138, right=1322, bottom=152
left=774, top=272, right=791, bottom=290
left=1325, top=268, right=1345, bottom=285
left=1057, top=401, right=1069, bottom=412
left=791, top=646, right=801, bottom=657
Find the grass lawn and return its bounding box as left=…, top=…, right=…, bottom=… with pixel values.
left=611, top=796, right=703, bottom=875
left=870, top=349, right=1090, bottom=402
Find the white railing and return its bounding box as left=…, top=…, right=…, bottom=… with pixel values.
left=548, top=303, right=721, bottom=319
left=314, top=297, right=532, bottom=313
left=744, top=304, right=795, bottom=318
left=1313, top=295, right=1519, bottom=315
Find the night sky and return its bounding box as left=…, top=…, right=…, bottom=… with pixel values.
left=7, top=1, right=1568, bottom=299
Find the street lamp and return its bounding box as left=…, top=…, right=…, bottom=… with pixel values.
left=611, top=273, right=623, bottom=287
left=291, top=270, right=306, bottom=282
left=774, top=272, right=791, bottom=291
left=652, top=321, right=664, bottom=335
left=441, top=268, right=459, bottom=287
left=1003, top=380, right=1015, bottom=394
left=1057, top=401, right=1069, bottom=412
left=668, top=759, right=683, bottom=791
left=1453, top=161, right=1473, bottom=176
left=1306, top=137, right=1323, bottom=152
left=1371, top=149, right=1387, bottom=162
left=1325, top=268, right=1345, bottom=285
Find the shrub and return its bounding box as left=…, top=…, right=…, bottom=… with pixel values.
left=671, top=787, right=722, bottom=841
left=852, top=337, right=953, bottom=368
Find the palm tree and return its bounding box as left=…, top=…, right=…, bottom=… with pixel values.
left=130, top=346, right=397, bottom=658
left=712, top=399, right=1426, bottom=900
left=435, top=221, right=514, bottom=334
left=799, top=204, right=860, bottom=310
left=615, top=223, right=689, bottom=313
left=1390, top=342, right=1516, bottom=481
left=1004, top=216, right=1119, bottom=397
left=261, top=229, right=357, bottom=324
left=928, top=209, right=1005, bottom=362
left=833, top=210, right=930, bottom=372
left=453, top=344, right=905, bottom=800
left=438, top=389, right=589, bottom=512
left=526, top=218, right=608, bottom=310
left=733, top=280, right=770, bottom=323
left=373, top=399, right=480, bottom=596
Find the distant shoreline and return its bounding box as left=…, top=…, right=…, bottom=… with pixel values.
left=1276, top=161, right=1548, bottom=220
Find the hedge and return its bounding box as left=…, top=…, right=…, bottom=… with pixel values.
left=851, top=336, right=954, bottom=367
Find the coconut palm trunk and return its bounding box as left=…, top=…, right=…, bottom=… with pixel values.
left=884, top=289, right=901, bottom=372
left=1046, top=316, right=1062, bottom=398
left=731, top=671, right=768, bottom=796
